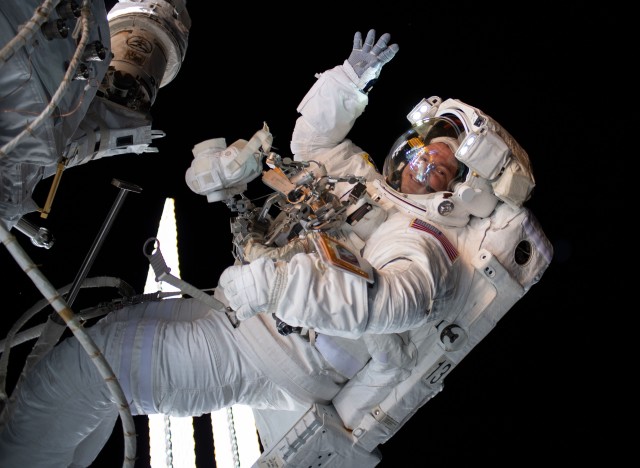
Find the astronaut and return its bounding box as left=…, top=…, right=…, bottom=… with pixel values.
left=0, top=29, right=552, bottom=467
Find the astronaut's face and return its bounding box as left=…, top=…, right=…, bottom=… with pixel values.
left=400, top=142, right=459, bottom=194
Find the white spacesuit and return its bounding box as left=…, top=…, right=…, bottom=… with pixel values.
left=0, top=30, right=552, bottom=467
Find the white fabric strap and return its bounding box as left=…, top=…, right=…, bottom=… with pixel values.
left=314, top=334, right=369, bottom=379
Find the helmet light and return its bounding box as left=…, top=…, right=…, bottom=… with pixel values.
left=457, top=127, right=510, bottom=180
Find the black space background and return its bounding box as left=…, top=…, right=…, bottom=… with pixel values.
left=1, top=1, right=624, bottom=467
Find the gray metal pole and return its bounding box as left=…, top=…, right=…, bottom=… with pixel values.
left=65, top=179, right=142, bottom=307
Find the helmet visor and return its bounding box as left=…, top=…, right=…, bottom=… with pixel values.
left=383, top=116, right=464, bottom=194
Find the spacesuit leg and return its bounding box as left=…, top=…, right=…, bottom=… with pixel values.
left=0, top=332, right=120, bottom=467
left=0, top=297, right=298, bottom=467
left=70, top=411, right=119, bottom=467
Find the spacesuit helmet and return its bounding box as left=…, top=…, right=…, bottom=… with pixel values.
left=383, top=115, right=467, bottom=195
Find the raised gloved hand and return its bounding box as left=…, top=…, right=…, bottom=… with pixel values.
left=346, top=29, right=399, bottom=92
left=218, top=257, right=282, bottom=321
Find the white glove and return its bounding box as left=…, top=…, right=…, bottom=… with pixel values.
left=346, top=29, right=399, bottom=92
left=218, top=257, right=279, bottom=321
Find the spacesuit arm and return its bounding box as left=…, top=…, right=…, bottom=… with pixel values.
left=221, top=227, right=453, bottom=337
left=290, top=64, right=369, bottom=160
left=290, top=30, right=397, bottom=161
left=271, top=253, right=441, bottom=338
